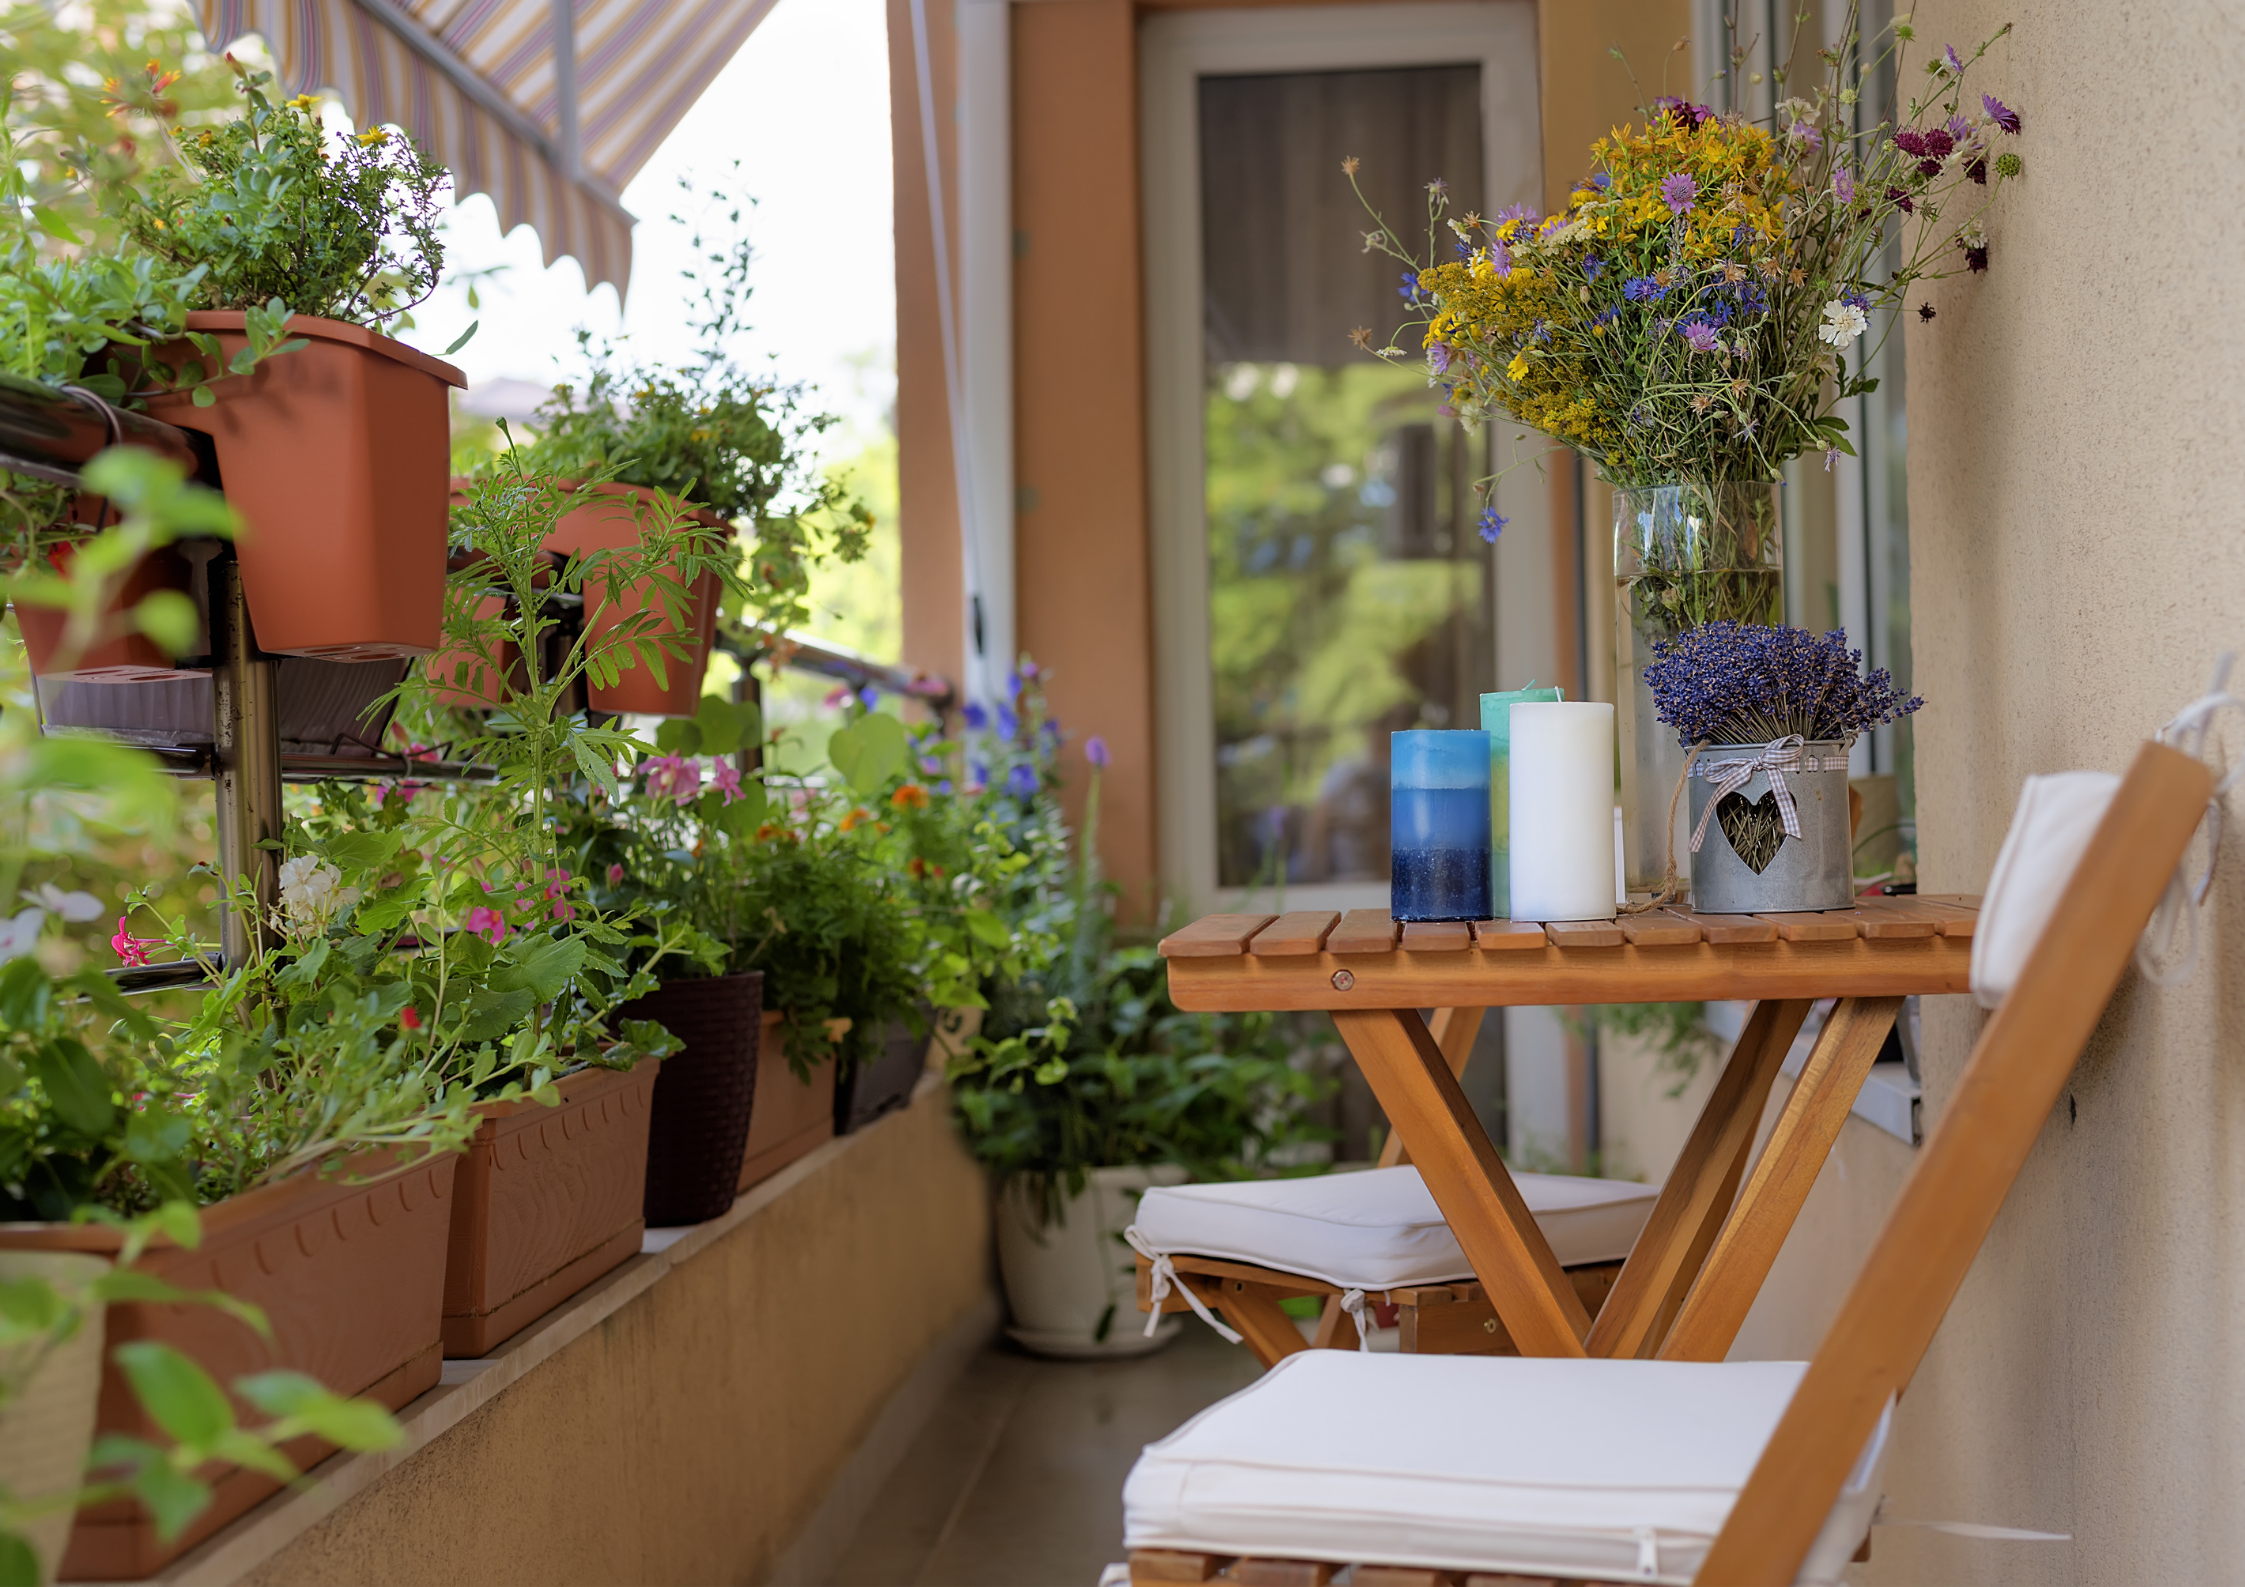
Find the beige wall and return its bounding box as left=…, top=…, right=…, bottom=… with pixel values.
left=239, top=1088, right=992, bottom=1587
left=1733, top=4, right=2245, bottom=1578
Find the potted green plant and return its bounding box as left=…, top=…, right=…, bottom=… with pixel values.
left=942, top=690, right=1333, bottom=1357
left=97, top=61, right=467, bottom=662
left=514, top=173, right=872, bottom=715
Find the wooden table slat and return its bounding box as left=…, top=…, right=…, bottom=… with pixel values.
left=1400, top=921, right=1474, bottom=952
left=1753, top=910, right=1864, bottom=942
left=1473, top=920, right=1549, bottom=951
left=1915, top=892, right=1983, bottom=910
left=1848, top=896, right=1947, bottom=939
left=1545, top=919, right=1625, bottom=948
left=1157, top=913, right=1278, bottom=958
left=1327, top=908, right=1400, bottom=955
left=1870, top=894, right=1979, bottom=938
left=1247, top=910, right=1341, bottom=956
left=1668, top=908, right=1778, bottom=944
left=1619, top=912, right=1702, bottom=946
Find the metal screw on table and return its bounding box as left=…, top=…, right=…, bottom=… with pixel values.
left=1484, top=1318, right=1499, bottom=1333
left=1331, top=969, right=1354, bottom=991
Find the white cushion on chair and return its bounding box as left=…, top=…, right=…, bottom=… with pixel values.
left=1128, top=1166, right=1658, bottom=1289
left=1123, top=1351, right=1889, bottom=1586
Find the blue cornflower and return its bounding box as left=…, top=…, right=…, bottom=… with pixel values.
left=963, top=701, right=989, bottom=731
left=1590, top=172, right=1612, bottom=191
left=1842, top=289, right=1871, bottom=311
left=1733, top=281, right=1769, bottom=316
left=1622, top=275, right=1664, bottom=303
left=1592, top=306, right=1622, bottom=329
left=1532, top=320, right=1552, bottom=344
left=1583, top=256, right=1606, bottom=280
left=1005, top=764, right=1038, bottom=799
left=1477, top=505, right=1508, bottom=544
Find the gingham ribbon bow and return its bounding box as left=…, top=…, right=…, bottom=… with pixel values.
left=1688, top=734, right=1813, bottom=854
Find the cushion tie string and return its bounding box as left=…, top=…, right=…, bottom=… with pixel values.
left=1123, top=1227, right=1242, bottom=1344
left=1633, top=1528, right=1660, bottom=1579
left=1339, top=1288, right=1373, bottom=1352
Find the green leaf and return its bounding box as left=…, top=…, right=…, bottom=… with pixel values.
left=28, top=1038, right=114, bottom=1138
left=320, top=831, right=403, bottom=878
left=454, top=988, right=537, bottom=1044
left=692, top=694, right=756, bottom=756
left=443, top=320, right=479, bottom=356
left=191, top=386, right=216, bottom=408
left=113, top=1342, right=232, bottom=1448
left=569, top=736, right=620, bottom=802
left=653, top=718, right=703, bottom=756
left=492, top=933, right=587, bottom=1002
left=237, top=1372, right=403, bottom=1451
left=0, top=1530, right=40, bottom=1587
left=964, top=908, right=1011, bottom=950
left=827, top=711, right=908, bottom=795
left=206, top=1428, right=300, bottom=1482
left=0, top=958, right=50, bottom=1032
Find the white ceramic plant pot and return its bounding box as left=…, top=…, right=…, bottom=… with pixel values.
left=0, top=1251, right=110, bottom=1583
left=996, top=1164, right=1187, bottom=1359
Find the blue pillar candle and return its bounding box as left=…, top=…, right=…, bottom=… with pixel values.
left=1391, top=730, right=1493, bottom=922
left=1480, top=685, right=1565, bottom=918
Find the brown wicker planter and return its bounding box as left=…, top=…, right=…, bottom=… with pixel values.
left=621, top=971, right=763, bottom=1226
left=739, top=1011, right=837, bottom=1190
left=0, top=1151, right=457, bottom=1579
left=442, top=1059, right=657, bottom=1358
left=837, top=1015, right=928, bottom=1135
left=143, top=312, right=465, bottom=662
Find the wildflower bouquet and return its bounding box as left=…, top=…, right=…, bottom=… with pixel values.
left=1357, top=4, right=2023, bottom=624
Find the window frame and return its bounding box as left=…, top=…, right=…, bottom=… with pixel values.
left=1140, top=0, right=1543, bottom=915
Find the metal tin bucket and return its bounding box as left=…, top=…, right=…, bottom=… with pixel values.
left=1686, top=739, right=1853, bottom=913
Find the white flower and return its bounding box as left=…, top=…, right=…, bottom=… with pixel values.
left=0, top=907, right=44, bottom=961
left=32, top=884, right=102, bottom=923
left=279, top=859, right=362, bottom=936
left=1818, top=299, right=1869, bottom=347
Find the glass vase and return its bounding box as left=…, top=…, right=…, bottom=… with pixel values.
left=1613, top=481, right=1783, bottom=898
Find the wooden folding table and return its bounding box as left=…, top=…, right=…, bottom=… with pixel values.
left=1157, top=896, right=1978, bottom=1362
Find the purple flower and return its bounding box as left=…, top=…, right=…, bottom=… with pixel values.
left=968, top=760, right=989, bottom=789
left=1967, top=158, right=1988, bottom=185
left=1590, top=172, right=1612, bottom=191
left=1004, top=670, right=1021, bottom=702
left=1941, top=44, right=1966, bottom=73
left=1946, top=113, right=1972, bottom=141
left=1622, top=275, right=1664, bottom=303
left=919, top=754, right=943, bottom=775
left=859, top=685, right=880, bottom=709
left=1004, top=764, right=1038, bottom=799
left=1643, top=621, right=1923, bottom=747
left=1583, top=256, right=1605, bottom=280
left=1650, top=96, right=1712, bottom=131
left=1494, top=203, right=1538, bottom=224
left=1787, top=120, right=1822, bottom=149
left=1085, top=735, right=1111, bottom=769
left=1488, top=240, right=1513, bottom=276
left=996, top=702, right=1019, bottom=740
left=963, top=701, right=989, bottom=731
left=936, top=779, right=954, bottom=794
left=1478, top=505, right=1508, bottom=544
left=1893, top=129, right=1927, bottom=157
left=1982, top=94, right=2021, bottom=134
left=1885, top=187, right=1915, bottom=214
left=1833, top=165, right=1855, bottom=202
left=1842, top=289, right=1871, bottom=311
left=1659, top=173, right=1698, bottom=216
left=1680, top=318, right=1721, bottom=352
left=1427, top=341, right=1452, bottom=375
left=1962, top=240, right=1989, bottom=273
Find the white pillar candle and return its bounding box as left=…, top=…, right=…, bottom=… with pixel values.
left=1508, top=702, right=1617, bottom=922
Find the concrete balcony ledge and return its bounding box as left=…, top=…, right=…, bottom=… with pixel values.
left=110, top=1075, right=996, bottom=1587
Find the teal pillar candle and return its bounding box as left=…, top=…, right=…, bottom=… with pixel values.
left=1480, top=684, right=1565, bottom=918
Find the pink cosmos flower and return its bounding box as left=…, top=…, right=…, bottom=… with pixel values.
left=711, top=762, right=744, bottom=804
left=111, top=916, right=156, bottom=969
left=644, top=755, right=702, bottom=807
left=607, top=863, right=626, bottom=886
left=466, top=906, right=509, bottom=945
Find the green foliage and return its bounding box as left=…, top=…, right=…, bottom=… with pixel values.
left=107, top=65, right=447, bottom=328
left=1579, top=1001, right=1722, bottom=1095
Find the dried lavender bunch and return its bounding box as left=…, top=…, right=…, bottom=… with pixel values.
left=1643, top=621, right=1922, bottom=746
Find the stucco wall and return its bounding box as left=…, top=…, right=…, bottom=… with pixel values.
left=237, top=1086, right=993, bottom=1587
left=1737, top=5, right=2245, bottom=1580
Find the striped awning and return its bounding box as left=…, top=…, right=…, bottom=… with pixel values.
left=197, top=0, right=782, bottom=297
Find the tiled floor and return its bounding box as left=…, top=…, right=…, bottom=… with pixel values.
left=827, top=1323, right=1261, bottom=1586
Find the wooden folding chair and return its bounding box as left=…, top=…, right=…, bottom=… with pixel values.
left=1130, top=1007, right=1652, bottom=1364
left=1123, top=740, right=2210, bottom=1586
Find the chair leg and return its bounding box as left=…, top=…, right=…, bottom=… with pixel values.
left=1195, top=1276, right=1306, bottom=1368
left=1310, top=1294, right=1359, bottom=1350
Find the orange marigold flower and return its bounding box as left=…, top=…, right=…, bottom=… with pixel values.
left=891, top=783, right=930, bottom=810
left=839, top=807, right=873, bottom=832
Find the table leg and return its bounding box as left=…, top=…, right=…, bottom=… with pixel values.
left=1586, top=999, right=1813, bottom=1359
left=1376, top=1006, right=1483, bottom=1169
left=1659, top=995, right=1903, bottom=1362
left=1330, top=1007, right=1589, bottom=1357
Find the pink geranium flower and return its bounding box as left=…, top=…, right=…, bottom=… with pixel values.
left=466, top=906, right=509, bottom=945
left=711, top=762, right=743, bottom=804
left=111, top=916, right=156, bottom=969
left=644, top=755, right=702, bottom=807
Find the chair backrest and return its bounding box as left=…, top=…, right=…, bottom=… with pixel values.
left=1697, top=740, right=2214, bottom=1586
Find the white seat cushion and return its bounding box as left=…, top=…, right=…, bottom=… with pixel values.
left=1123, top=1351, right=1890, bottom=1586
left=1128, top=1166, right=1658, bottom=1290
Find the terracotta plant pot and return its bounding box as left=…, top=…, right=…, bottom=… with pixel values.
left=540, top=483, right=728, bottom=717
left=141, top=312, right=465, bottom=662
left=442, top=1059, right=657, bottom=1358
left=739, top=1011, right=837, bottom=1190
left=620, top=972, right=763, bottom=1226
left=17, top=543, right=203, bottom=682
left=0, top=1152, right=458, bottom=1578
left=836, top=1015, right=928, bottom=1136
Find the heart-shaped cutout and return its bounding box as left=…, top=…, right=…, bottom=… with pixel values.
left=1716, top=790, right=1788, bottom=874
